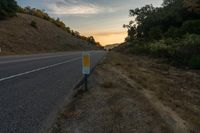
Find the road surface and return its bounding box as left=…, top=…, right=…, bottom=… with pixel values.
left=0, top=51, right=106, bottom=133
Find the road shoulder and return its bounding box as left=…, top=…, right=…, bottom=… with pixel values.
left=49, top=52, right=200, bottom=133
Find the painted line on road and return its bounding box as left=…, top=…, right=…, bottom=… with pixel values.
left=0, top=57, right=81, bottom=82
left=0, top=53, right=80, bottom=65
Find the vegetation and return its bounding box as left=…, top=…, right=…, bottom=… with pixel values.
left=0, top=0, right=18, bottom=19
left=17, top=6, right=101, bottom=46
left=30, top=20, right=37, bottom=29
left=0, top=0, right=101, bottom=47
left=123, top=0, right=200, bottom=68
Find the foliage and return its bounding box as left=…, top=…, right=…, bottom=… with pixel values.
left=124, top=0, right=200, bottom=41
left=127, top=34, right=200, bottom=68
left=30, top=20, right=37, bottom=29
left=123, top=0, right=200, bottom=69
left=0, top=0, right=18, bottom=19
left=181, top=20, right=200, bottom=34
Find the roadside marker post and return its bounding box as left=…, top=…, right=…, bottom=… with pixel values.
left=82, top=52, right=90, bottom=91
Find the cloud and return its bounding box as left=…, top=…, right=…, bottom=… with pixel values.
left=47, top=0, right=116, bottom=15
left=64, top=0, right=80, bottom=4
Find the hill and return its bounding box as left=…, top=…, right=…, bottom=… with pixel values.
left=0, top=13, right=100, bottom=55
left=104, top=43, right=121, bottom=51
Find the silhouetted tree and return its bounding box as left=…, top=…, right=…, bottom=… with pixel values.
left=0, top=0, right=18, bottom=19
left=124, top=0, right=200, bottom=41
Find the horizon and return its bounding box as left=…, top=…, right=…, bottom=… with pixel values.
left=17, top=0, right=163, bottom=46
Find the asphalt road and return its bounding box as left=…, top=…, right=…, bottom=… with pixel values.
left=0, top=51, right=106, bottom=133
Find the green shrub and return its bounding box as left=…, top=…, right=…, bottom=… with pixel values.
left=181, top=20, right=200, bottom=35
left=30, top=20, right=37, bottom=29
left=181, top=34, right=200, bottom=56
left=165, top=27, right=182, bottom=38
left=128, top=34, right=200, bottom=69
left=148, top=27, right=163, bottom=40
left=189, top=56, right=200, bottom=69
left=148, top=40, right=171, bottom=58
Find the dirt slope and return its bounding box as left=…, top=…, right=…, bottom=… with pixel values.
left=0, top=13, right=96, bottom=55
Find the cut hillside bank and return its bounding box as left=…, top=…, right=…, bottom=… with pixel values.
left=0, top=13, right=100, bottom=55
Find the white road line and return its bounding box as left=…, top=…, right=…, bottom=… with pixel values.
left=0, top=53, right=80, bottom=65
left=0, top=57, right=81, bottom=82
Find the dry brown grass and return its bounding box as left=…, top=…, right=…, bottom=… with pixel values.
left=107, top=52, right=200, bottom=132
left=100, top=81, right=114, bottom=88
left=0, top=13, right=99, bottom=55
left=49, top=52, right=176, bottom=133
left=49, top=52, right=200, bottom=133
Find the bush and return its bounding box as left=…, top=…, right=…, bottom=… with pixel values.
left=148, top=27, right=163, bottom=40
left=128, top=34, right=200, bottom=69
left=165, top=27, right=182, bottom=38
left=189, top=56, right=200, bottom=69
left=30, top=20, right=37, bottom=29
left=181, top=20, right=200, bottom=35
left=149, top=43, right=168, bottom=57
left=181, top=34, right=200, bottom=56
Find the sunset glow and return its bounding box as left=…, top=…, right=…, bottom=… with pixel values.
left=89, top=31, right=127, bottom=46
left=17, top=0, right=163, bottom=46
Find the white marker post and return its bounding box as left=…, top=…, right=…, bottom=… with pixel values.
left=82, top=52, right=90, bottom=91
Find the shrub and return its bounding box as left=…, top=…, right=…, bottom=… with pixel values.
left=181, top=34, right=200, bottom=56
left=165, top=27, right=182, bottom=38
left=181, top=20, right=200, bottom=35
left=148, top=40, right=172, bottom=58
left=148, top=27, right=163, bottom=40
left=30, top=20, right=37, bottom=29
left=128, top=34, right=200, bottom=69
left=189, top=56, right=200, bottom=69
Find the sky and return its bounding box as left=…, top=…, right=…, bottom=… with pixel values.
left=17, top=0, right=163, bottom=46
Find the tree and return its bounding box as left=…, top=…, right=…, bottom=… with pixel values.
left=184, top=0, right=200, bottom=14
left=87, top=36, right=96, bottom=45
left=0, top=0, right=18, bottom=19
left=124, top=0, right=200, bottom=42
left=55, top=18, right=66, bottom=28
left=148, top=27, right=163, bottom=40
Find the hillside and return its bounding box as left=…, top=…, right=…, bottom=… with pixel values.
left=104, top=43, right=121, bottom=51
left=0, top=13, right=99, bottom=55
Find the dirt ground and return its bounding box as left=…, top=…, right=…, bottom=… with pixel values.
left=49, top=52, right=200, bottom=133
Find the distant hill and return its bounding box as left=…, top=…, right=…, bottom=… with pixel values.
left=104, top=43, right=121, bottom=51
left=0, top=13, right=101, bottom=55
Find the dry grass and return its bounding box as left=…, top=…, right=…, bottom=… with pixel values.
left=49, top=52, right=200, bottom=133
left=49, top=52, right=177, bottom=133
left=100, top=81, right=114, bottom=88
left=0, top=13, right=99, bottom=55
left=107, top=52, right=200, bottom=132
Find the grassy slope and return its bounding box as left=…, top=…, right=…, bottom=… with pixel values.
left=0, top=13, right=98, bottom=55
